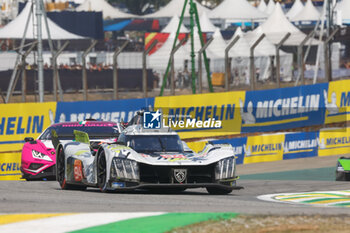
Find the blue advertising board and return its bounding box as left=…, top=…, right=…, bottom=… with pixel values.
left=241, top=83, right=329, bottom=133
left=283, top=131, right=319, bottom=160
left=55, top=98, right=155, bottom=123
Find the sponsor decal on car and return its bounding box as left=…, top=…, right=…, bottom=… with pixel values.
left=74, top=160, right=83, bottom=181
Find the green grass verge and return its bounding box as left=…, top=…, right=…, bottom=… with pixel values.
left=71, top=213, right=238, bottom=233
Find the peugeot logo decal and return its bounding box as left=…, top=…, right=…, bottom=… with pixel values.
left=174, top=169, right=187, bottom=183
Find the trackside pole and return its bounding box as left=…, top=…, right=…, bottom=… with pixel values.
left=53, top=41, right=69, bottom=101
left=142, top=40, right=158, bottom=98
left=198, top=37, right=213, bottom=93
left=250, top=34, right=265, bottom=90
left=82, top=40, right=97, bottom=101
left=170, top=39, right=187, bottom=95
left=275, top=32, right=290, bottom=88
left=225, top=35, right=240, bottom=91
left=113, top=40, right=129, bottom=100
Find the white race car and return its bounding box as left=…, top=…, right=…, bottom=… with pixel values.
left=54, top=125, right=242, bottom=194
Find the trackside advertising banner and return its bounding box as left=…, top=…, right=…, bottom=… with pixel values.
left=0, top=102, right=56, bottom=152
left=318, top=128, right=350, bottom=157
left=189, top=129, right=339, bottom=165
left=241, top=83, right=328, bottom=133
left=154, top=91, right=245, bottom=139
left=55, top=98, right=154, bottom=123
left=324, top=79, right=350, bottom=124
left=0, top=152, right=21, bottom=180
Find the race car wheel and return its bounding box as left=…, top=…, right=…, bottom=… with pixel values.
left=206, top=187, right=232, bottom=195
left=97, top=150, right=108, bottom=192
left=57, top=146, right=66, bottom=189
left=57, top=146, right=86, bottom=191
left=336, top=171, right=350, bottom=181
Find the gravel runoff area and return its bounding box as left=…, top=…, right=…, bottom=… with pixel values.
left=170, top=215, right=350, bottom=233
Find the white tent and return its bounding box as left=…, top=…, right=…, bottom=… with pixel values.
left=144, top=0, right=210, bottom=18
left=76, top=0, right=136, bottom=19
left=0, top=2, right=83, bottom=40
left=183, top=27, right=216, bottom=57
left=245, top=27, right=293, bottom=81
left=148, top=31, right=189, bottom=71
left=335, top=0, right=350, bottom=23
left=285, top=0, right=304, bottom=19
left=208, top=0, right=267, bottom=21
left=228, top=28, right=257, bottom=85
left=245, top=27, right=285, bottom=57
left=207, top=28, right=226, bottom=58
left=258, top=3, right=312, bottom=45
left=199, top=11, right=217, bottom=32
left=264, top=0, right=275, bottom=15
left=228, top=27, right=258, bottom=57
left=257, top=0, right=267, bottom=12
left=292, top=0, right=320, bottom=22
left=162, top=15, right=189, bottom=33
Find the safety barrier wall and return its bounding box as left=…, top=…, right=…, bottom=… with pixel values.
left=157, top=80, right=349, bottom=139
left=187, top=127, right=350, bottom=165
left=0, top=79, right=349, bottom=179
left=0, top=98, right=153, bottom=180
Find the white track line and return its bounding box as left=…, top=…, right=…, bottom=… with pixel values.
left=0, top=212, right=165, bottom=233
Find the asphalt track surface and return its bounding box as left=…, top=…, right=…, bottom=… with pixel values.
left=1, top=155, right=349, bottom=215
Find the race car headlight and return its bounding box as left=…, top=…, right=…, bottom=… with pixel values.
left=337, top=162, right=344, bottom=172
left=32, top=150, right=53, bottom=162
left=111, top=158, right=139, bottom=181
left=215, top=157, right=235, bottom=180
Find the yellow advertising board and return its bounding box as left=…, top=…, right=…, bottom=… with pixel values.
left=154, top=91, right=245, bottom=139
left=0, top=152, right=22, bottom=180
left=318, top=128, right=350, bottom=157
left=324, top=79, right=350, bottom=124
left=0, top=102, right=56, bottom=152
left=243, top=133, right=285, bottom=164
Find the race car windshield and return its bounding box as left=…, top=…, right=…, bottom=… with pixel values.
left=126, top=135, right=183, bottom=153
left=39, top=125, right=119, bottom=140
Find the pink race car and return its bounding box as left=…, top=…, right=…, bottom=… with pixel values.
left=21, top=120, right=120, bottom=181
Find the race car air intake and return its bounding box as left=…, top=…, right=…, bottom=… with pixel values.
left=111, top=158, right=140, bottom=181
left=215, top=157, right=235, bottom=180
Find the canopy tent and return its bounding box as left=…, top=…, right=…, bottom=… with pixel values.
left=0, top=2, right=83, bottom=40
left=245, top=27, right=286, bottom=56
left=199, top=11, right=217, bottom=32
left=264, top=0, right=275, bottom=15
left=183, top=27, right=215, bottom=57
left=76, top=0, right=136, bottom=19
left=335, top=0, right=350, bottom=23
left=207, top=28, right=227, bottom=58
left=161, top=15, right=189, bottom=33
left=258, top=3, right=313, bottom=46
left=291, top=0, right=320, bottom=22
left=228, top=27, right=258, bottom=57
left=285, top=0, right=304, bottom=19
left=148, top=31, right=189, bottom=71
left=257, top=0, right=267, bottom=12
left=144, top=0, right=210, bottom=18
left=208, top=0, right=267, bottom=21
left=245, top=27, right=293, bottom=81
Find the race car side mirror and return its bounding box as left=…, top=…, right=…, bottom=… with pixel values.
left=24, top=137, right=34, bottom=142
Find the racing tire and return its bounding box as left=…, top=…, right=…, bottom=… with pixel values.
left=97, top=150, right=109, bottom=192
left=206, top=187, right=232, bottom=195
left=57, top=146, right=86, bottom=191
left=336, top=171, right=350, bottom=181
